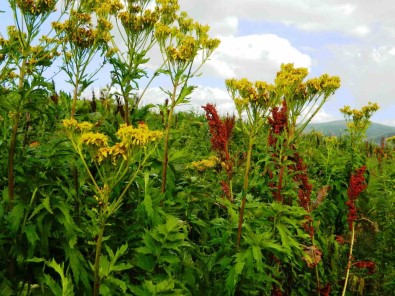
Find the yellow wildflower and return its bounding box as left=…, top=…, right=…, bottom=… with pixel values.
left=78, top=121, right=93, bottom=131
left=81, top=132, right=109, bottom=147
left=190, top=156, right=219, bottom=172
left=96, top=142, right=127, bottom=164
left=116, top=123, right=163, bottom=147
left=96, top=146, right=112, bottom=164
left=62, top=118, right=80, bottom=129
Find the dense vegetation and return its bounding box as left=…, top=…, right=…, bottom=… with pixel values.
left=0, top=0, right=394, bottom=295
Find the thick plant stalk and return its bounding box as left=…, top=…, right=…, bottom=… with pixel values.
left=161, top=106, right=174, bottom=193
left=8, top=61, right=26, bottom=204
left=342, top=222, right=355, bottom=296
left=70, top=71, right=80, bottom=119
left=237, top=133, right=253, bottom=246
left=8, top=116, right=19, bottom=204
left=161, top=82, right=178, bottom=194
left=276, top=165, right=285, bottom=203
left=93, top=223, right=105, bottom=296
left=123, top=89, right=130, bottom=126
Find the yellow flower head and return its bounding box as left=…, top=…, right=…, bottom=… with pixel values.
left=81, top=132, right=109, bottom=147
left=79, top=121, right=94, bottom=132
left=275, top=63, right=308, bottom=90
left=62, top=118, right=80, bottom=130
left=16, top=0, right=56, bottom=15
left=190, top=156, right=219, bottom=172
left=96, top=146, right=112, bottom=164
left=62, top=119, right=93, bottom=132
left=116, top=123, right=163, bottom=147
left=96, top=142, right=127, bottom=164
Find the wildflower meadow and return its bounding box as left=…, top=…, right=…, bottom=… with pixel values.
left=0, top=0, right=394, bottom=295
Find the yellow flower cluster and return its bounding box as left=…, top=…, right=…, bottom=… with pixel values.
left=62, top=119, right=93, bottom=132
left=178, top=11, right=195, bottom=33
left=156, top=0, right=180, bottom=25
left=16, top=0, right=56, bottom=15
left=190, top=156, right=219, bottom=172
left=96, top=143, right=127, bottom=164
left=166, top=35, right=198, bottom=62
left=340, top=102, right=379, bottom=120
left=116, top=123, right=163, bottom=147
left=225, top=78, right=274, bottom=110
left=96, top=0, right=123, bottom=16
left=118, top=9, right=159, bottom=32
left=274, top=63, right=309, bottom=90
left=202, top=38, right=221, bottom=52
left=52, top=10, right=111, bottom=49
left=340, top=102, right=379, bottom=136
left=154, top=23, right=173, bottom=40
left=292, top=74, right=340, bottom=99
left=155, top=9, right=219, bottom=65
left=81, top=132, right=109, bottom=147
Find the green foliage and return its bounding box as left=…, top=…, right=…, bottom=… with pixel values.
left=0, top=1, right=393, bottom=295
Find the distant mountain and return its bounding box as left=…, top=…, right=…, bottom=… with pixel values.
left=305, top=120, right=395, bottom=143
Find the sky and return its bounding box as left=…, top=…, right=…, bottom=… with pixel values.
left=2, top=0, right=395, bottom=124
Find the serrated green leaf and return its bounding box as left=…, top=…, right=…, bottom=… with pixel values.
left=2, top=186, right=9, bottom=203
left=23, top=224, right=39, bottom=249
left=135, top=253, right=155, bottom=272
left=143, top=175, right=154, bottom=220
left=42, top=274, right=62, bottom=296
left=252, top=246, right=262, bottom=264
left=43, top=196, right=53, bottom=214
left=8, top=202, right=25, bottom=234
left=105, top=277, right=127, bottom=292
left=26, top=257, right=46, bottom=263
left=135, top=246, right=153, bottom=255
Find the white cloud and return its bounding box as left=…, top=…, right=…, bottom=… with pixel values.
left=204, top=34, right=311, bottom=81
left=141, top=86, right=234, bottom=114
left=350, top=25, right=370, bottom=37
left=309, top=109, right=341, bottom=123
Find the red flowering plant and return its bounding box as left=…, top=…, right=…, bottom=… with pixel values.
left=202, top=103, right=235, bottom=201
left=342, top=166, right=376, bottom=296
left=346, top=166, right=367, bottom=229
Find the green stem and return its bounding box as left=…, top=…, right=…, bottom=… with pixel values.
left=237, top=131, right=254, bottom=246
left=311, top=234, right=321, bottom=295
left=161, top=81, right=179, bottom=194
left=8, top=114, right=20, bottom=205
left=70, top=70, right=80, bottom=119
left=342, top=222, right=355, bottom=296
left=93, top=221, right=105, bottom=296
left=75, top=145, right=100, bottom=193
left=8, top=57, right=27, bottom=204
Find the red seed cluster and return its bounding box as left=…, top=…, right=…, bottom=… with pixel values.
left=268, top=100, right=288, bottom=147
left=319, top=283, right=331, bottom=296
left=220, top=180, right=231, bottom=200
left=346, top=166, right=367, bottom=229
left=202, top=104, right=235, bottom=201
left=202, top=103, right=234, bottom=163
left=292, top=153, right=313, bottom=210
left=354, top=260, right=376, bottom=274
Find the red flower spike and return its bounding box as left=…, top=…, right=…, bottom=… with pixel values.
left=319, top=283, right=331, bottom=296
left=346, top=166, right=367, bottom=229
left=268, top=100, right=288, bottom=147
left=202, top=103, right=234, bottom=164
left=354, top=260, right=376, bottom=274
